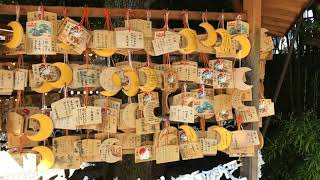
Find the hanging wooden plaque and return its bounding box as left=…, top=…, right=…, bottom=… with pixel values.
left=138, top=92, right=159, bottom=110
left=156, top=145, right=180, bottom=164
left=136, top=118, right=160, bottom=135
left=259, top=99, right=275, bottom=117
left=135, top=145, right=155, bottom=163
left=214, top=94, right=233, bottom=121
left=172, top=61, right=198, bottom=82
left=74, top=139, right=101, bottom=162
left=100, top=138, right=122, bottom=163
left=179, top=142, right=204, bottom=160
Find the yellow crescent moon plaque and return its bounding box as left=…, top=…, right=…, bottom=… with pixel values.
left=178, top=28, right=198, bottom=54
left=49, top=63, right=73, bottom=88
left=207, top=126, right=232, bottom=151
left=139, top=67, right=158, bottom=92
left=27, top=114, right=53, bottom=142
left=199, top=22, right=217, bottom=47
left=122, top=67, right=140, bottom=97
left=32, top=146, right=55, bottom=171
left=233, top=35, right=251, bottom=59
left=5, top=21, right=24, bottom=49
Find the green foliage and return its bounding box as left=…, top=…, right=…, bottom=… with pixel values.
left=263, top=112, right=320, bottom=180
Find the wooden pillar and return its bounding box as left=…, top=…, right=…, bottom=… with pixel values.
left=241, top=0, right=261, bottom=180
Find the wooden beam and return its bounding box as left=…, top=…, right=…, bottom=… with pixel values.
left=262, top=7, right=300, bottom=18
left=0, top=4, right=246, bottom=21
left=262, top=11, right=296, bottom=22
left=262, top=19, right=290, bottom=28
left=267, top=30, right=285, bottom=37
left=262, top=23, right=288, bottom=33
left=262, top=3, right=303, bottom=13
left=241, top=0, right=261, bottom=179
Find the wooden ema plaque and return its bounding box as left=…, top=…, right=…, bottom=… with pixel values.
left=152, top=31, right=180, bottom=56
left=231, top=130, right=260, bottom=148
left=135, top=145, right=155, bottom=163
left=57, top=17, right=91, bottom=54
left=115, top=133, right=141, bottom=150
left=156, top=145, right=180, bottom=164
left=14, top=69, right=28, bottom=91
left=74, top=139, right=101, bottom=162
left=99, top=138, right=122, bottom=163
left=172, top=61, right=198, bottom=82
left=214, top=94, right=233, bottom=121
left=51, top=97, right=81, bottom=119
left=70, top=64, right=100, bottom=88
left=6, top=112, right=24, bottom=135
left=52, top=136, right=81, bottom=169
left=259, top=99, right=275, bottom=117
left=95, top=108, right=118, bottom=133
left=179, top=142, right=204, bottom=160
left=115, top=29, right=144, bottom=49
left=26, top=20, right=56, bottom=55
left=136, top=118, right=160, bottom=135
left=138, top=92, right=159, bottom=110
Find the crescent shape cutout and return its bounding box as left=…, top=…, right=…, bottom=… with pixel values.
left=199, top=22, right=217, bottom=47
left=27, top=114, right=53, bottom=141
left=231, top=89, right=251, bottom=111
left=178, top=28, right=198, bottom=54
left=161, top=91, right=171, bottom=114
left=5, top=21, right=24, bottom=49
left=33, top=82, right=54, bottom=93
left=207, top=125, right=232, bottom=151
left=139, top=67, right=158, bottom=92
left=49, top=63, right=73, bottom=88
left=179, top=125, right=198, bottom=142
left=100, top=67, right=122, bottom=97
left=121, top=103, right=138, bottom=128
left=233, top=35, right=251, bottom=59
left=99, top=138, right=122, bottom=163
left=214, top=28, right=232, bottom=53
left=122, top=67, right=140, bottom=97
left=94, top=48, right=117, bottom=57
left=32, top=146, right=55, bottom=171
left=234, top=67, right=253, bottom=91
left=143, top=101, right=160, bottom=124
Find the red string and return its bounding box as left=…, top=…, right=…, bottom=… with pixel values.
left=40, top=5, right=44, bottom=20
left=15, top=5, right=20, bottom=22
left=103, top=8, right=111, bottom=31
left=236, top=114, right=243, bottom=130
left=182, top=11, right=187, bottom=28
left=79, top=7, right=90, bottom=28
left=163, top=12, right=169, bottom=31
left=200, top=53, right=209, bottom=68
left=85, top=8, right=90, bottom=29
left=63, top=7, right=68, bottom=19
left=126, top=9, right=130, bottom=31
left=86, top=129, right=90, bottom=139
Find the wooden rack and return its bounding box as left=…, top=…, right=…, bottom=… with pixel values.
left=0, top=4, right=246, bottom=21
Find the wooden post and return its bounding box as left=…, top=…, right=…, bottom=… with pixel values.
left=241, top=0, right=261, bottom=179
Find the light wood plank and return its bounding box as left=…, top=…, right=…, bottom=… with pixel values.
left=241, top=0, right=261, bottom=179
